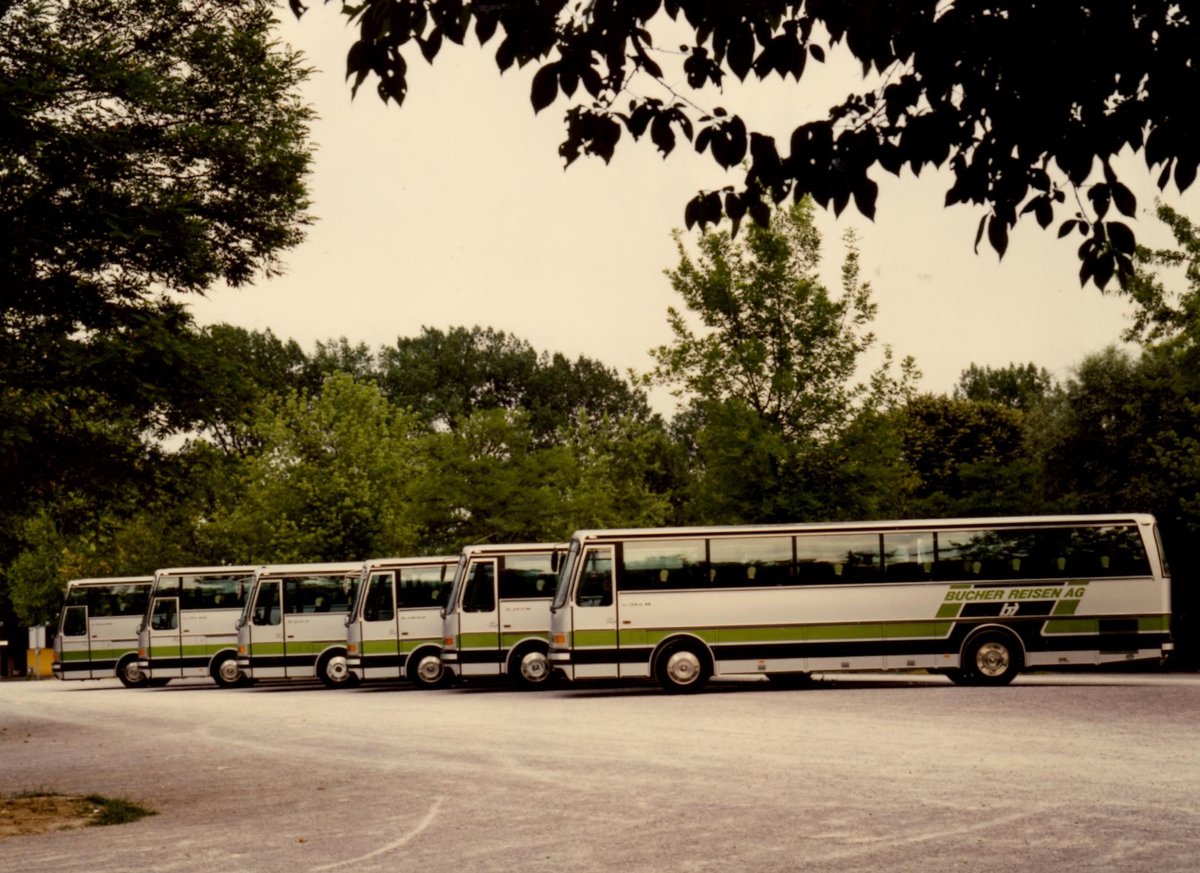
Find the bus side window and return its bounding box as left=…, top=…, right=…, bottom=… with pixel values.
left=576, top=550, right=613, bottom=607
left=462, top=562, right=496, bottom=613
left=150, top=599, right=178, bottom=631
left=62, top=606, right=87, bottom=637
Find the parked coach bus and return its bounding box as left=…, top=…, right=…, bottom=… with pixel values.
left=138, top=566, right=255, bottom=687
left=548, top=514, right=1173, bottom=693
left=440, top=542, right=568, bottom=688
left=346, top=555, right=458, bottom=687
left=53, top=576, right=153, bottom=687
left=237, top=562, right=363, bottom=688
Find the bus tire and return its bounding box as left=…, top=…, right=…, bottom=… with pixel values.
left=318, top=650, right=359, bottom=689
left=117, top=655, right=149, bottom=689
left=961, top=630, right=1023, bottom=686
left=407, top=649, right=451, bottom=689
left=212, top=654, right=244, bottom=689
left=509, top=643, right=553, bottom=689
left=654, top=640, right=710, bottom=694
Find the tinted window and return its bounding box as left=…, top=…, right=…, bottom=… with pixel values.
left=499, top=553, right=558, bottom=599
left=462, top=561, right=496, bottom=613
left=883, top=533, right=934, bottom=582
left=252, top=581, right=281, bottom=626
left=180, top=574, right=247, bottom=610
left=576, top=549, right=614, bottom=607
left=621, top=540, right=707, bottom=591
left=283, top=574, right=355, bottom=614
left=363, top=572, right=395, bottom=622
left=795, top=534, right=881, bottom=584
left=87, top=583, right=149, bottom=618
left=398, top=565, right=451, bottom=609
left=709, top=537, right=792, bottom=587
left=61, top=605, right=87, bottom=637
left=934, top=525, right=1151, bottom=581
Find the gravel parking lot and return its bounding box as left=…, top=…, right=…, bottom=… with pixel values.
left=2, top=672, right=1199, bottom=873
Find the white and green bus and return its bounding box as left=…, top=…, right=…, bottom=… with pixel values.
left=53, top=576, right=154, bottom=687
left=548, top=514, right=1174, bottom=693
left=346, top=555, right=458, bottom=687
left=237, top=562, right=363, bottom=688
left=137, top=566, right=255, bottom=688
left=440, top=542, right=568, bottom=688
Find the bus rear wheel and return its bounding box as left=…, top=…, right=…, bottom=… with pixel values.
left=117, top=656, right=149, bottom=689
left=962, top=631, right=1023, bottom=686
left=654, top=641, right=710, bottom=694
left=408, top=650, right=451, bottom=689
left=318, top=651, right=359, bottom=689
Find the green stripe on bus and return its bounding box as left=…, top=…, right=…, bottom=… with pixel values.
left=1042, top=615, right=1170, bottom=635
left=361, top=638, right=439, bottom=656
left=572, top=621, right=955, bottom=649
left=1052, top=600, right=1080, bottom=616
left=937, top=604, right=962, bottom=619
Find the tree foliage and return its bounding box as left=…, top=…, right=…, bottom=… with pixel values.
left=954, top=363, right=1054, bottom=411
left=298, top=0, right=1196, bottom=288
left=380, top=325, right=651, bottom=439
left=652, top=199, right=916, bottom=441
left=1, top=0, right=315, bottom=590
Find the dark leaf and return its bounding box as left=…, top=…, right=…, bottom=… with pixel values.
left=987, top=215, right=1009, bottom=258
left=1111, top=182, right=1136, bottom=217
left=1106, top=221, right=1136, bottom=255
left=530, top=63, right=559, bottom=113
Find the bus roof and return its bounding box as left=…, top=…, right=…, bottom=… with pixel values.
left=459, top=542, right=569, bottom=558
left=154, top=566, right=257, bottom=577
left=362, top=555, right=458, bottom=570
left=65, top=576, right=153, bottom=586
left=568, top=513, right=1158, bottom=543
left=253, top=561, right=364, bottom=578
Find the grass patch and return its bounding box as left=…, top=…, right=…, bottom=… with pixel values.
left=84, top=795, right=155, bottom=827
left=0, top=792, right=154, bottom=839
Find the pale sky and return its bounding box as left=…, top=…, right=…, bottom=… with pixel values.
left=188, top=5, right=1200, bottom=413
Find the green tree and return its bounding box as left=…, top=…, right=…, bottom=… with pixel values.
left=899, top=394, right=1039, bottom=518
left=302, top=0, right=1193, bottom=286
left=379, top=326, right=650, bottom=440
left=954, top=363, right=1054, bottom=412
left=207, top=374, right=424, bottom=563
left=652, top=199, right=917, bottom=522
left=2, top=1, right=314, bottom=586
left=1039, top=344, right=1200, bottom=663
left=402, top=408, right=577, bottom=551
left=653, top=199, right=916, bottom=439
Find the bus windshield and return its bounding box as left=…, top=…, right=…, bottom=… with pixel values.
left=441, top=555, right=467, bottom=616
left=552, top=539, right=580, bottom=610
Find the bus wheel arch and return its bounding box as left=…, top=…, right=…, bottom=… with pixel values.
left=317, top=648, right=359, bottom=689
left=960, top=626, right=1025, bottom=686
left=116, top=654, right=149, bottom=689
left=407, top=646, right=451, bottom=689
left=211, top=652, right=245, bottom=689
left=508, top=640, right=553, bottom=689
left=652, top=636, right=712, bottom=694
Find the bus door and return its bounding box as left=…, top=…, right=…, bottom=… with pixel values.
left=570, top=547, right=621, bottom=679
left=247, top=580, right=286, bottom=678
left=457, top=558, right=502, bottom=677
left=359, top=571, right=401, bottom=680
left=57, top=603, right=91, bottom=679
left=145, top=594, right=183, bottom=679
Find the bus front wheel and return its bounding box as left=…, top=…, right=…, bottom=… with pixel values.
left=961, top=631, right=1023, bottom=686
left=408, top=650, right=451, bottom=689
left=654, top=641, right=710, bottom=694
left=318, top=651, right=360, bottom=689
left=117, top=655, right=149, bottom=689
left=212, top=654, right=244, bottom=689
left=510, top=644, right=553, bottom=689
